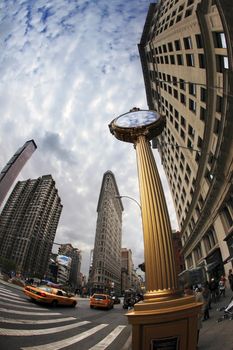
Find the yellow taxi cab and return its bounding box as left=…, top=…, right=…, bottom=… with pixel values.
left=90, top=293, right=114, bottom=310
left=24, top=285, right=77, bottom=307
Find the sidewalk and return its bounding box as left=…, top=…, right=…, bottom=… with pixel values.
left=198, top=289, right=233, bottom=349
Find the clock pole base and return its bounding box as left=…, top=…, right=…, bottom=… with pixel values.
left=126, top=295, right=202, bottom=350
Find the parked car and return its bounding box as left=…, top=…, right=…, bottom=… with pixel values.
left=24, top=285, right=77, bottom=307
left=90, top=293, right=114, bottom=310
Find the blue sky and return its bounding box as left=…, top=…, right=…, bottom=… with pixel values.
left=0, top=0, right=178, bottom=276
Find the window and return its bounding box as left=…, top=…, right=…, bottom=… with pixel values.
left=170, top=55, right=175, bottom=64
left=200, top=87, right=207, bottom=102
left=216, top=95, right=223, bottom=113
left=222, top=206, right=233, bottom=228
left=187, top=138, right=193, bottom=149
left=172, top=76, right=177, bottom=86
left=204, top=229, right=217, bottom=252
left=200, top=106, right=206, bottom=121
left=168, top=42, right=173, bottom=52
left=214, top=117, right=220, bottom=134
left=189, top=99, right=196, bottom=113
left=180, top=79, right=185, bottom=91
left=214, top=32, right=227, bottom=48
left=184, top=36, right=192, bottom=49
left=189, top=83, right=196, bottom=96
left=199, top=54, right=206, bottom=68
left=178, top=4, right=184, bottom=12
left=180, top=152, right=185, bottom=163
left=186, top=164, right=191, bottom=177
left=177, top=54, right=184, bottom=65
left=180, top=93, right=186, bottom=105
left=188, top=124, right=195, bottom=138
left=195, top=34, right=203, bottom=48
left=185, top=8, right=193, bottom=17
left=194, top=244, right=202, bottom=261
left=195, top=151, right=200, bottom=163
left=197, top=136, right=202, bottom=148
left=216, top=55, right=229, bottom=72
left=187, top=0, right=194, bottom=5
left=175, top=39, right=181, bottom=50
left=180, top=128, right=185, bottom=140
left=186, top=54, right=195, bottom=66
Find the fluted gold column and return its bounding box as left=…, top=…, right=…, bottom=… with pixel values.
left=135, top=135, right=179, bottom=300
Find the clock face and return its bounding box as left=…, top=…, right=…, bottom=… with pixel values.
left=115, top=110, right=160, bottom=128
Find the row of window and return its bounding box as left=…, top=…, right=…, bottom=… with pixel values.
left=186, top=228, right=217, bottom=267
left=155, top=1, right=195, bottom=36
left=152, top=32, right=226, bottom=58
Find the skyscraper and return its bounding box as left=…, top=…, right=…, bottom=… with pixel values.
left=89, top=171, right=123, bottom=295
left=0, top=175, right=63, bottom=278
left=139, top=1, right=233, bottom=276
left=58, top=243, right=82, bottom=289
left=0, top=140, right=37, bottom=207
left=121, top=248, right=134, bottom=292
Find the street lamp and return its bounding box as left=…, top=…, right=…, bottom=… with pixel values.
left=115, top=195, right=141, bottom=211
left=109, top=108, right=202, bottom=350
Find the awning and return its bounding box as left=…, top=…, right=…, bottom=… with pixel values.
left=223, top=256, right=233, bottom=264
left=206, top=261, right=219, bottom=272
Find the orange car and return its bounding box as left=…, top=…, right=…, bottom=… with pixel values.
left=90, top=293, right=114, bottom=310
left=24, top=285, right=77, bottom=307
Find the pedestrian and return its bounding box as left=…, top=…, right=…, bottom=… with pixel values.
left=219, top=275, right=226, bottom=297
left=228, top=269, right=233, bottom=292
left=209, top=277, right=218, bottom=305
left=202, top=284, right=210, bottom=320
left=184, top=284, right=203, bottom=347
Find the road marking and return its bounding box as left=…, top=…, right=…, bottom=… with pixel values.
left=0, top=300, right=49, bottom=310
left=0, top=320, right=90, bottom=336
left=0, top=307, right=61, bottom=316
left=88, top=325, right=126, bottom=349
left=0, top=291, right=27, bottom=300
left=0, top=287, right=20, bottom=296
left=0, top=316, right=76, bottom=324
left=21, top=324, right=108, bottom=350
left=0, top=295, right=32, bottom=305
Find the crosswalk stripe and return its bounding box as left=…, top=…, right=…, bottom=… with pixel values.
left=0, top=307, right=61, bottom=316
left=88, top=325, right=126, bottom=349
left=0, top=287, right=20, bottom=296
left=0, top=299, right=49, bottom=310
left=0, top=295, right=33, bottom=305
left=0, top=291, right=27, bottom=301
left=21, top=324, right=108, bottom=350
left=0, top=316, right=76, bottom=324
left=0, top=320, right=91, bottom=336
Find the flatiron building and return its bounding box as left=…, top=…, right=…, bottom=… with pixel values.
left=89, top=171, right=123, bottom=295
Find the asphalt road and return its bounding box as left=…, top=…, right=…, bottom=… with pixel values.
left=0, top=283, right=131, bottom=350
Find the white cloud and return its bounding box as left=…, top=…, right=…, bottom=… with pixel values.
left=0, top=0, right=178, bottom=276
